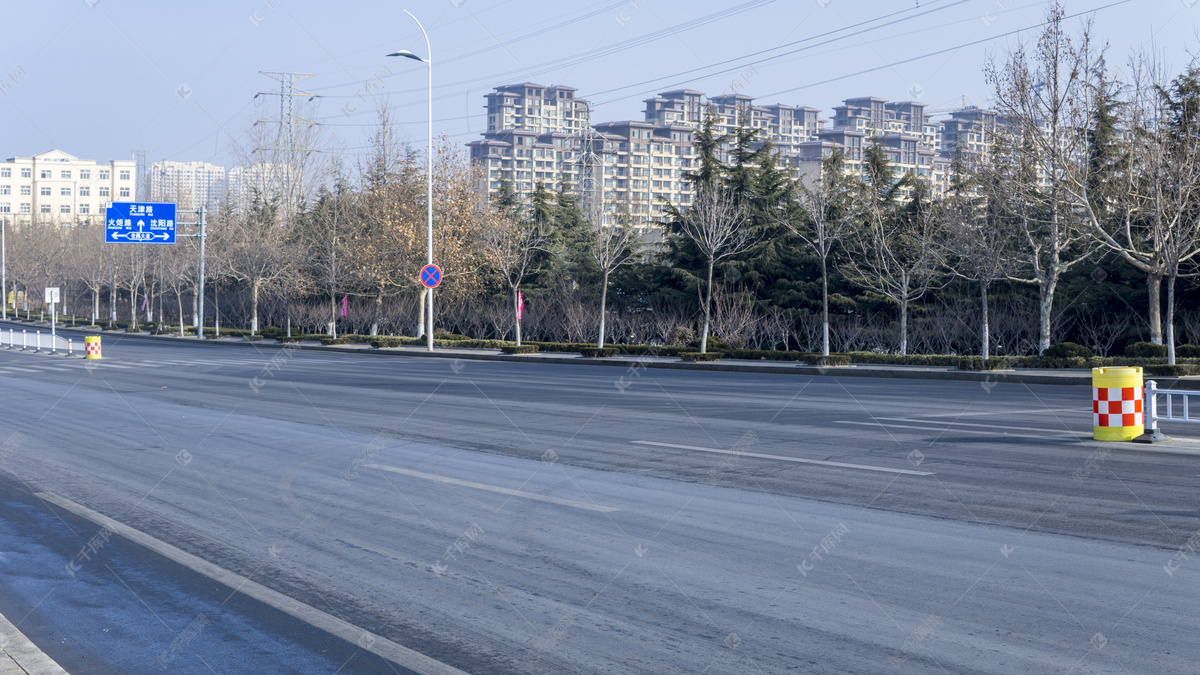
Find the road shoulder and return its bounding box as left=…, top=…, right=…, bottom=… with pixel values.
left=0, top=611, right=68, bottom=675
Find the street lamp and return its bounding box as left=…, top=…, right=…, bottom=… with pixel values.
left=388, top=10, right=434, bottom=352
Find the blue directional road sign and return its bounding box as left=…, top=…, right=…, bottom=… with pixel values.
left=420, top=264, right=442, bottom=288
left=105, top=202, right=177, bottom=244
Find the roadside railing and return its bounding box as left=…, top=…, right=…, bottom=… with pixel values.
left=1139, top=380, right=1200, bottom=443
left=0, top=327, right=76, bottom=356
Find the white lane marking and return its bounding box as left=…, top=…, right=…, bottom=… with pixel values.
left=630, top=441, right=934, bottom=476
left=911, top=408, right=1082, bottom=418
left=0, top=609, right=69, bottom=674
left=835, top=420, right=1089, bottom=439
left=363, top=464, right=620, bottom=512
left=873, top=417, right=1086, bottom=435
left=36, top=492, right=469, bottom=675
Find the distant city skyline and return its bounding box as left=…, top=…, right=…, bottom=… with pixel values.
left=3, top=0, right=1195, bottom=170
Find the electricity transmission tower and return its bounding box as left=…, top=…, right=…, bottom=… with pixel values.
left=573, top=103, right=606, bottom=227
left=255, top=72, right=319, bottom=221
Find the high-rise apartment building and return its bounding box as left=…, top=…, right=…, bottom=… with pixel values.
left=469, top=82, right=998, bottom=224
left=149, top=160, right=227, bottom=212
left=0, top=149, right=136, bottom=226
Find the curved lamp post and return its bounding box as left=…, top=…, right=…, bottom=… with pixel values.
left=388, top=10, right=434, bottom=352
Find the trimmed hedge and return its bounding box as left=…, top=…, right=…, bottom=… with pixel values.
left=843, top=352, right=962, bottom=367
left=579, top=347, right=619, bottom=358
left=1145, top=364, right=1200, bottom=377
left=1043, top=342, right=1094, bottom=358
left=681, top=351, right=722, bottom=362
left=956, top=357, right=1010, bottom=371
left=1126, top=341, right=1168, bottom=358
left=1177, top=345, right=1200, bottom=358
left=810, top=354, right=852, bottom=367
left=502, top=345, right=538, bottom=355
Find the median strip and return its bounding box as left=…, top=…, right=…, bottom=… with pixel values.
left=630, top=441, right=934, bottom=476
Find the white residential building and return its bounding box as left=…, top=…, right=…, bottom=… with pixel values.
left=149, top=160, right=227, bottom=212
left=226, top=163, right=288, bottom=211
left=0, top=149, right=136, bottom=226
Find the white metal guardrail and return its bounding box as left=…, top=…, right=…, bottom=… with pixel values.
left=1138, top=380, right=1200, bottom=443
left=0, top=327, right=77, bottom=356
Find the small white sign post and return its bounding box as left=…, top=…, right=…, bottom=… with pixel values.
left=45, top=287, right=60, bottom=347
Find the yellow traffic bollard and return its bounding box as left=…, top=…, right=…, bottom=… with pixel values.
left=84, top=335, right=102, bottom=360
left=1093, top=367, right=1143, bottom=441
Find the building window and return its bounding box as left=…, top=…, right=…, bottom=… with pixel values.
left=0, top=169, right=8, bottom=178
left=0, top=186, right=7, bottom=196
left=61, top=170, right=71, bottom=179
left=60, top=187, right=71, bottom=197
left=40, top=187, right=51, bottom=196
left=99, top=170, right=110, bottom=180
left=99, top=187, right=110, bottom=197
left=20, top=204, right=30, bottom=214
left=40, top=204, right=51, bottom=214
left=119, top=187, right=130, bottom=198
left=20, top=169, right=30, bottom=178
left=20, top=186, right=30, bottom=196
left=40, top=170, right=51, bottom=179
left=0, top=203, right=8, bottom=213
left=119, top=170, right=130, bottom=181
left=79, top=204, right=90, bottom=214
left=79, top=169, right=90, bottom=179
left=60, top=205, right=71, bottom=214
left=80, top=186, right=90, bottom=197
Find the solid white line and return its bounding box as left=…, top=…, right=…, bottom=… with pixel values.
left=835, top=420, right=1089, bottom=439
left=36, top=492, right=470, bottom=675
left=0, top=608, right=69, bottom=674
left=363, top=464, right=620, bottom=512
left=873, top=417, right=1084, bottom=435
left=630, top=441, right=934, bottom=476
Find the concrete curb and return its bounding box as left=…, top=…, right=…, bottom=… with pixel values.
left=2, top=320, right=1191, bottom=388
left=0, top=611, right=68, bottom=675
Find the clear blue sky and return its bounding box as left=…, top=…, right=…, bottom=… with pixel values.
left=2, top=0, right=1196, bottom=168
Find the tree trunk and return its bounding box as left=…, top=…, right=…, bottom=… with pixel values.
left=250, top=278, right=260, bottom=336
left=980, top=280, right=990, bottom=360
left=330, top=290, right=337, bottom=338
left=700, top=259, right=714, bottom=354
left=598, top=269, right=609, bottom=349
left=1167, top=273, right=1177, bottom=365
left=176, top=291, right=184, bottom=337
left=1037, top=277, right=1055, bottom=354
left=1148, top=273, right=1163, bottom=345
left=92, top=290, right=98, bottom=324
left=514, top=286, right=523, bottom=347
left=371, top=286, right=384, bottom=337
left=821, top=257, right=830, bottom=357
left=899, top=292, right=909, bottom=356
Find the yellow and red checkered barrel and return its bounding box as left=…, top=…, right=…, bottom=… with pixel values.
left=1092, top=367, right=1143, bottom=441
left=84, top=335, right=102, bottom=360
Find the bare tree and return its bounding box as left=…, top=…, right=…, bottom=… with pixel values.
left=676, top=183, right=753, bottom=353
left=785, top=151, right=860, bottom=356
left=479, top=209, right=550, bottom=346
left=941, top=188, right=1021, bottom=360
left=587, top=211, right=638, bottom=348
left=986, top=1, right=1097, bottom=353
left=843, top=181, right=943, bottom=355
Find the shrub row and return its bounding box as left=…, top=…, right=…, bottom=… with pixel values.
left=955, top=357, right=1010, bottom=371
left=502, top=345, right=538, bottom=355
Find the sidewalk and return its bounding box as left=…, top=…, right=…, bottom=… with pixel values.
left=0, top=612, right=67, bottom=675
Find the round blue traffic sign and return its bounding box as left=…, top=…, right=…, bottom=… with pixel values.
left=420, top=264, right=442, bottom=289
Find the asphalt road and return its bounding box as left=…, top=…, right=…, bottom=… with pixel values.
left=0, top=328, right=1198, bottom=673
